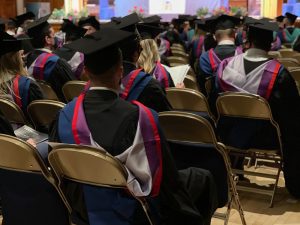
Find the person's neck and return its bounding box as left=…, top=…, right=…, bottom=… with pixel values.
left=89, top=80, right=118, bottom=91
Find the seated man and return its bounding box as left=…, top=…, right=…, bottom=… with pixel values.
left=26, top=15, right=75, bottom=101
left=50, top=28, right=218, bottom=225
left=216, top=18, right=300, bottom=198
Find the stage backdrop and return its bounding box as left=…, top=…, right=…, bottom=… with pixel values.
left=100, top=0, right=229, bottom=21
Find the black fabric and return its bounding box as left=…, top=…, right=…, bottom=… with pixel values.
left=0, top=169, right=69, bottom=225
left=0, top=110, right=15, bottom=136
left=123, top=62, right=172, bottom=112
left=243, top=58, right=269, bottom=74
left=293, top=35, right=300, bottom=52
left=54, top=46, right=77, bottom=61
left=213, top=45, right=237, bottom=60
left=287, top=27, right=295, bottom=34
left=26, top=50, right=75, bottom=101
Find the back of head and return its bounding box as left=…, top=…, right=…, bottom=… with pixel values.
left=137, top=39, right=160, bottom=74
left=248, top=27, right=273, bottom=51
left=119, top=34, right=140, bottom=62
left=215, top=28, right=235, bottom=42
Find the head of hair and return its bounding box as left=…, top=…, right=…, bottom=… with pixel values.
left=0, top=51, right=28, bottom=94
left=215, top=28, right=235, bottom=42
left=248, top=27, right=273, bottom=51
left=28, top=23, right=51, bottom=48
left=119, top=34, right=140, bottom=62
left=137, top=39, right=160, bottom=74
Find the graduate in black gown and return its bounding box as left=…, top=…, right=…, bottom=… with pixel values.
left=25, top=15, right=75, bottom=101
left=54, top=19, right=86, bottom=80
left=50, top=28, right=218, bottom=225
left=216, top=18, right=300, bottom=198
left=78, top=16, right=100, bottom=35
left=0, top=32, right=44, bottom=116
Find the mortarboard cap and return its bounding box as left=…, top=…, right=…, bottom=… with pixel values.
left=113, top=13, right=141, bottom=32
left=137, top=24, right=164, bottom=39
left=276, top=15, right=285, bottom=23
left=65, top=28, right=133, bottom=74
left=195, top=19, right=209, bottom=32
left=285, top=12, right=298, bottom=24
left=206, top=15, right=241, bottom=33
left=61, top=19, right=87, bottom=40
left=245, top=17, right=279, bottom=32
left=0, top=18, right=7, bottom=32
left=14, top=12, right=35, bottom=27
left=142, top=15, right=161, bottom=25
left=78, top=16, right=100, bottom=30
left=0, top=31, right=31, bottom=56
left=26, top=14, right=51, bottom=38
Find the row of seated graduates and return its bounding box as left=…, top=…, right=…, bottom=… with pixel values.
left=0, top=13, right=231, bottom=225
left=175, top=13, right=300, bottom=199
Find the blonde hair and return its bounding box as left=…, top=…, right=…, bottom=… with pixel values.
left=0, top=51, right=28, bottom=95
left=137, top=39, right=161, bottom=74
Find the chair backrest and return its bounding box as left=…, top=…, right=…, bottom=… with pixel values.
left=171, top=50, right=189, bottom=59
left=37, top=80, right=59, bottom=101
left=172, top=43, right=185, bottom=49
left=170, top=46, right=185, bottom=53
left=268, top=51, right=281, bottom=58
left=62, top=81, right=87, bottom=102
left=289, top=68, right=300, bottom=94
left=27, top=100, right=65, bottom=129
left=183, top=75, right=199, bottom=91
left=167, top=56, right=188, bottom=64
left=0, top=97, right=27, bottom=125
left=0, top=134, right=71, bottom=214
left=48, top=144, right=128, bottom=188
left=278, top=58, right=300, bottom=68
left=278, top=49, right=297, bottom=58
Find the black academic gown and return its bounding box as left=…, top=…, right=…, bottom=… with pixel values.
left=217, top=58, right=300, bottom=198
left=123, top=62, right=172, bottom=112
left=0, top=110, right=15, bottom=136
left=26, top=49, right=75, bottom=101
left=50, top=90, right=218, bottom=225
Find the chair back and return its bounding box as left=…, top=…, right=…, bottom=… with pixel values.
left=0, top=97, right=27, bottom=125
left=167, top=56, right=188, bottom=65
left=289, top=68, right=300, bottom=94
left=49, top=145, right=128, bottom=188
left=170, top=46, right=185, bottom=52
left=171, top=43, right=185, bottom=49
left=27, top=100, right=65, bottom=129
left=37, top=80, right=59, bottom=101
left=0, top=134, right=71, bottom=225
left=171, top=50, right=189, bottom=59
left=183, top=75, right=199, bottom=91
left=278, top=58, right=299, bottom=67
left=62, top=81, right=87, bottom=102
left=278, top=49, right=297, bottom=58
left=268, top=51, right=281, bottom=58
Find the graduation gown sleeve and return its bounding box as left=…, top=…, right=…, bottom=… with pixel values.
left=28, top=80, right=44, bottom=103
left=0, top=110, right=15, bottom=136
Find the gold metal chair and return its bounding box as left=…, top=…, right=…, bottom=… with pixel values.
left=0, top=97, right=28, bottom=125
left=289, top=68, right=300, bottom=94
left=184, top=75, right=200, bottom=91
left=167, top=56, right=189, bottom=65
left=216, top=92, right=283, bottom=207
left=27, top=100, right=65, bottom=130
left=267, top=51, right=281, bottom=58
left=171, top=50, right=189, bottom=60
left=62, top=81, right=87, bottom=102
left=170, top=46, right=186, bottom=53
left=158, top=111, right=246, bottom=225
left=48, top=144, right=155, bottom=225
left=0, top=134, right=71, bottom=223
left=278, top=49, right=297, bottom=58
left=171, top=43, right=185, bottom=50
left=277, top=58, right=300, bottom=67
left=37, top=80, right=59, bottom=101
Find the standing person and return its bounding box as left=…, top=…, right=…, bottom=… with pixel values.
left=0, top=32, right=43, bottom=115
left=216, top=18, right=300, bottom=198
left=54, top=19, right=86, bottom=80
left=26, top=15, right=75, bottom=101
left=50, top=28, right=218, bottom=225
left=78, top=16, right=100, bottom=35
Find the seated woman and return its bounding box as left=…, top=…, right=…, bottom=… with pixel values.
left=0, top=32, right=44, bottom=117
left=137, top=38, right=176, bottom=89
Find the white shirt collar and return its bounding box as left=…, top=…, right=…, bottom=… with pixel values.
left=218, top=40, right=235, bottom=46
left=37, top=48, right=52, bottom=53
left=89, top=86, right=119, bottom=95
left=244, top=48, right=269, bottom=62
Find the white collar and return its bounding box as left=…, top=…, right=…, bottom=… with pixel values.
left=89, top=86, right=119, bottom=95
left=37, top=48, right=52, bottom=53
left=218, top=40, right=235, bottom=45
left=244, top=48, right=269, bottom=62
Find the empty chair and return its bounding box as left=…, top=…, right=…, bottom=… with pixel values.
left=62, top=80, right=87, bottom=102
left=0, top=97, right=27, bottom=125
left=278, top=49, right=297, bottom=58
left=158, top=111, right=246, bottom=225
left=167, top=56, right=189, bottom=65
left=0, top=134, right=71, bottom=225
left=216, top=92, right=283, bottom=207
left=37, top=80, right=59, bottom=101
left=48, top=144, right=155, bottom=225
left=277, top=58, right=299, bottom=67
left=27, top=100, right=65, bottom=131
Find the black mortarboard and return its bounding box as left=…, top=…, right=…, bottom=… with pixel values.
left=137, top=24, right=164, bottom=39
left=276, top=15, right=285, bottom=23
left=195, top=19, right=209, bottom=32
left=245, top=18, right=279, bottom=32
left=0, top=32, right=30, bottom=56
left=142, top=15, right=161, bottom=25
left=285, top=12, right=298, bottom=24
left=61, top=19, right=87, bottom=40
left=14, top=12, right=35, bottom=27
left=65, top=28, right=133, bottom=74
left=78, top=16, right=100, bottom=30
left=206, top=15, right=241, bottom=33
left=26, top=14, right=51, bottom=38
left=113, top=13, right=141, bottom=32
left=0, top=18, right=7, bottom=32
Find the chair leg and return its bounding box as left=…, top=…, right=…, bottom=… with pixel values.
left=269, top=163, right=282, bottom=208
left=224, top=195, right=233, bottom=225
